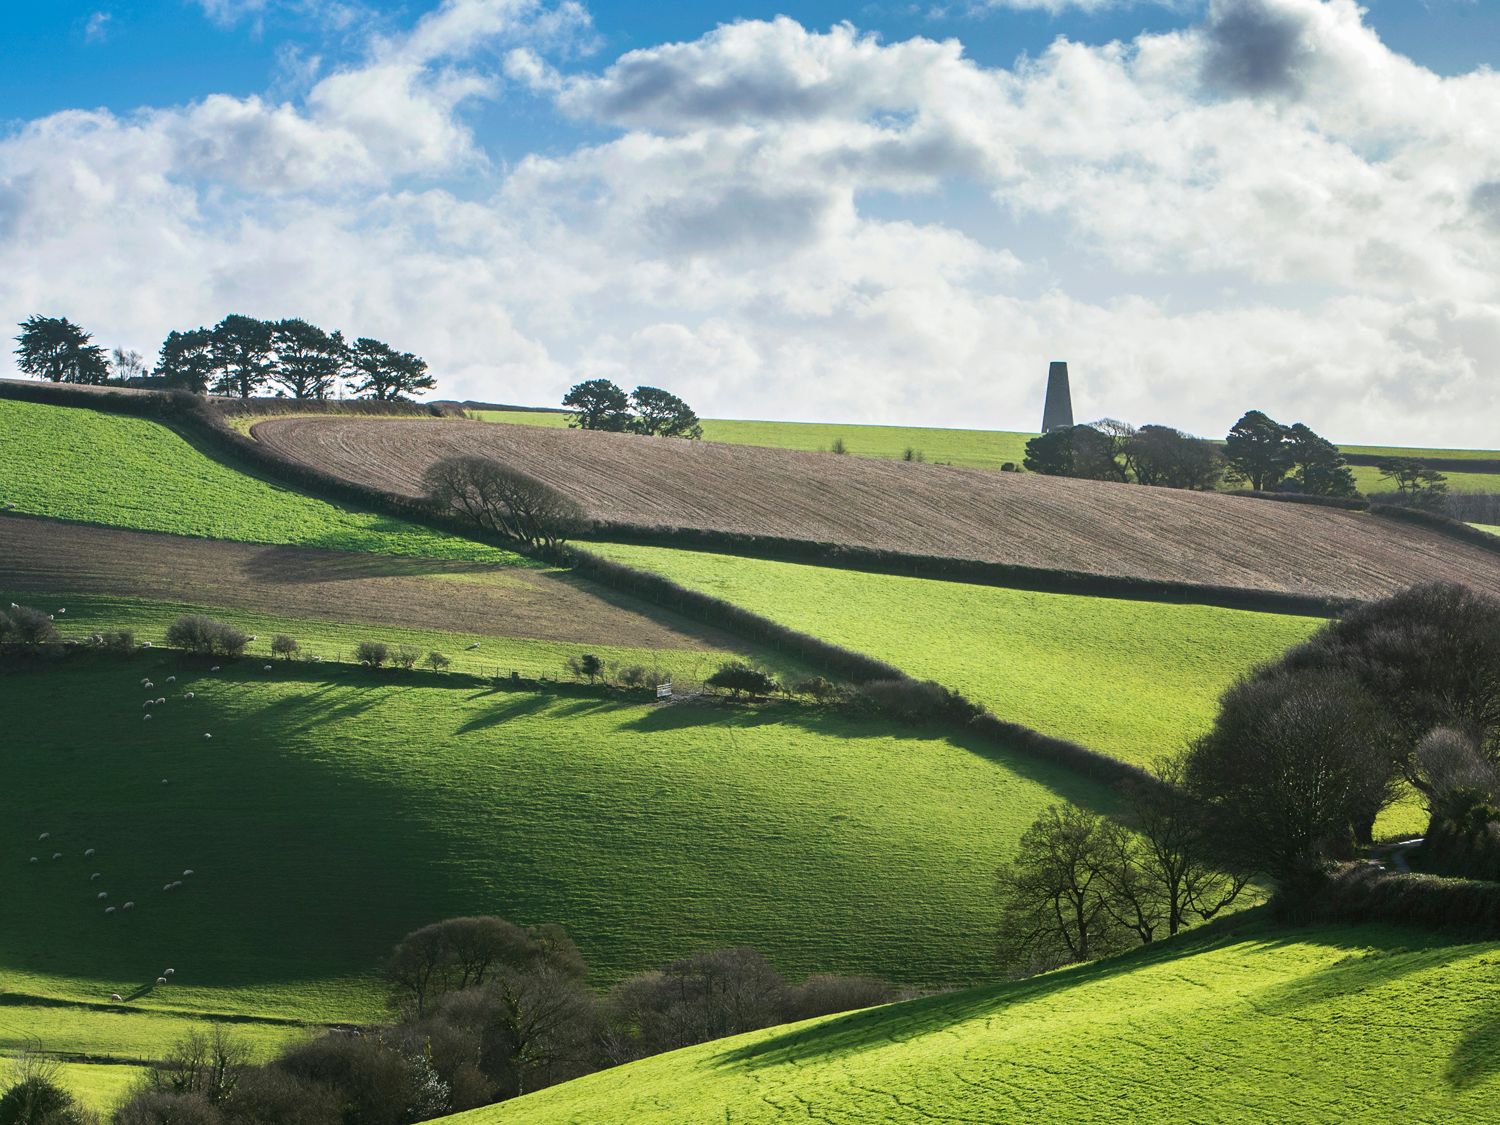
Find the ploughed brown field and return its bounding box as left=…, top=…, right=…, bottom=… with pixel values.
left=0, top=514, right=735, bottom=652
left=250, top=416, right=1500, bottom=600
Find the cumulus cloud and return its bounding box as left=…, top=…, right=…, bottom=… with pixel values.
left=3, top=0, right=1498, bottom=445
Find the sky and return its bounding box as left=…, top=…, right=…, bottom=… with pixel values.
left=1, top=1, right=1497, bottom=444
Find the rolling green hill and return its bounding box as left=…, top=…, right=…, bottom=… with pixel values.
left=0, top=399, right=522, bottom=563
left=3, top=659, right=1112, bottom=1028
left=584, top=544, right=1322, bottom=767
left=451, top=921, right=1500, bottom=1124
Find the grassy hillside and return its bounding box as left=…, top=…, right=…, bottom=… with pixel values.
left=473, top=410, right=1034, bottom=469
left=0, top=399, right=521, bottom=563
left=1351, top=465, right=1500, bottom=494
left=3, top=659, right=1113, bottom=1027
left=585, top=544, right=1321, bottom=766
left=454, top=922, right=1500, bottom=1124
left=254, top=415, right=1500, bottom=600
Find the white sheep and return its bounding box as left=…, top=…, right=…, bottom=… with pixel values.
left=155, top=976, right=167, bottom=985
left=263, top=664, right=273, bottom=672
left=163, top=968, right=175, bottom=977
left=57, top=608, right=65, bottom=615
left=51, top=852, right=61, bottom=860
left=84, top=848, right=95, bottom=857
left=161, top=778, right=169, bottom=785
left=141, top=677, right=151, bottom=686
left=248, top=635, right=257, bottom=641
left=97, top=891, right=107, bottom=900
left=38, top=832, right=49, bottom=841
left=143, top=714, right=152, bottom=721
left=182, top=869, right=194, bottom=877
left=143, top=701, right=153, bottom=710
left=110, top=993, right=123, bottom=1001
left=91, top=872, right=101, bottom=880
left=185, top=692, right=195, bottom=700
left=28, top=857, right=37, bottom=864
left=141, top=641, right=152, bottom=648
left=143, top=681, right=154, bottom=689
left=166, top=676, right=176, bottom=684
left=163, top=883, right=174, bottom=892
left=466, top=642, right=482, bottom=650
left=123, top=902, right=134, bottom=910
left=210, top=665, right=220, bottom=672
left=105, top=906, right=116, bottom=914
left=172, top=880, right=182, bottom=888
left=203, top=733, right=212, bottom=739
left=156, top=697, right=165, bottom=705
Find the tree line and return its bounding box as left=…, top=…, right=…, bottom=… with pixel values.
left=996, top=581, right=1500, bottom=973
left=7, top=917, right=907, bottom=1125
left=13, top=314, right=436, bottom=401
left=561, top=378, right=703, bottom=438
left=1023, top=410, right=1361, bottom=497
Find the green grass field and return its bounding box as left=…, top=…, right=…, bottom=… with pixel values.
left=583, top=544, right=1322, bottom=767
left=473, top=410, right=1035, bottom=469
left=1473, top=524, right=1500, bottom=537
left=17, top=591, right=797, bottom=686
left=3, top=659, right=1114, bottom=1030
left=0, top=399, right=523, bottom=563
left=453, top=921, right=1500, bottom=1124
left=476, top=409, right=1500, bottom=485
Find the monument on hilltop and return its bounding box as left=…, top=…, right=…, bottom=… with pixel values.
left=1041, top=361, right=1074, bottom=433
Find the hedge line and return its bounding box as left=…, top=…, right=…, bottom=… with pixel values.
left=1368, top=503, right=1500, bottom=557
left=579, top=523, right=1352, bottom=618
left=1225, top=489, right=1370, bottom=512
left=1312, top=863, right=1500, bottom=936
left=1341, top=451, right=1500, bottom=473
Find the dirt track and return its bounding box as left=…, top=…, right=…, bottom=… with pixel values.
left=251, top=416, right=1500, bottom=601
left=0, top=515, right=734, bottom=651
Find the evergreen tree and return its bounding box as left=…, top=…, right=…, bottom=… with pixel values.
left=13, top=315, right=109, bottom=384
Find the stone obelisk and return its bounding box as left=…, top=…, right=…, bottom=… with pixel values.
left=1041, top=361, right=1074, bottom=433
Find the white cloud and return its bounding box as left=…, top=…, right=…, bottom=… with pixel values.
left=84, top=11, right=113, bottom=43
left=3, top=0, right=1498, bottom=446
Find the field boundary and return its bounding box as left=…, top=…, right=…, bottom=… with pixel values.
left=1368, top=504, right=1500, bottom=556
left=576, top=523, right=1353, bottom=617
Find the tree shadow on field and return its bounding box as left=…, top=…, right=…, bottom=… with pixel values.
left=710, top=923, right=1270, bottom=1073
left=1448, top=993, right=1500, bottom=1089
left=455, top=693, right=555, bottom=733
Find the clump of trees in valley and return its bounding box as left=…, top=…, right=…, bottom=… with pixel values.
left=562, top=379, right=703, bottom=439
left=1222, top=410, right=1359, bottom=497
left=96, top=916, right=903, bottom=1124
left=14, top=313, right=436, bottom=400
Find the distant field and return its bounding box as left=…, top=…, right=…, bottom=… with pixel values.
left=473, top=409, right=1035, bottom=469
left=0, top=399, right=521, bottom=563
left=1353, top=465, right=1500, bottom=495
left=0, top=516, right=775, bottom=679
left=3, top=661, right=1113, bottom=1033
left=585, top=544, right=1320, bottom=766
left=1471, top=523, right=1500, bottom=537
left=460, top=922, right=1500, bottom=1124
left=252, top=416, right=1500, bottom=600
left=1340, top=442, right=1500, bottom=461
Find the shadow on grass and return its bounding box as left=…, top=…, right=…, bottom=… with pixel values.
left=1449, top=1004, right=1500, bottom=1089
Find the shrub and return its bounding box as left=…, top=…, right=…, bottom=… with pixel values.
left=0, top=1056, right=93, bottom=1125
left=829, top=438, right=848, bottom=455
left=427, top=652, right=451, bottom=673
left=393, top=645, right=420, bottom=671
left=792, top=676, right=842, bottom=704
left=102, top=629, right=137, bottom=655
left=423, top=456, right=587, bottom=552
left=858, top=678, right=971, bottom=724
left=271, top=634, right=300, bottom=660
left=705, top=661, right=778, bottom=698
left=356, top=641, right=389, bottom=669
left=166, top=614, right=248, bottom=658
left=3, top=604, right=60, bottom=648
left=565, top=653, right=604, bottom=683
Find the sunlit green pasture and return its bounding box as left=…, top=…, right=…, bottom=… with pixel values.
left=584, top=544, right=1323, bottom=768
left=460, top=922, right=1500, bottom=1125
left=0, top=399, right=523, bottom=563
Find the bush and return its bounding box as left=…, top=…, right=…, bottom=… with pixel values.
left=1, top=604, right=60, bottom=649
left=271, top=634, right=300, bottom=660
left=858, top=678, right=972, bottom=724
left=393, top=645, right=420, bottom=671
left=102, top=629, right=137, bottom=655
left=166, top=614, right=248, bottom=658
left=565, top=653, right=604, bottom=683
left=427, top=652, right=451, bottom=673
left=356, top=641, right=390, bottom=669
left=0, top=1061, right=93, bottom=1125
left=791, top=676, right=842, bottom=704
left=705, top=661, right=778, bottom=698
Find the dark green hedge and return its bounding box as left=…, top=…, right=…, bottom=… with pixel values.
left=1312, top=862, right=1500, bottom=936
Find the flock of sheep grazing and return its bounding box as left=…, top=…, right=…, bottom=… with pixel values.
left=23, top=631, right=229, bottom=1003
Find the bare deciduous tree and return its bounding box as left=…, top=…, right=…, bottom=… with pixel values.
left=423, top=457, right=586, bottom=552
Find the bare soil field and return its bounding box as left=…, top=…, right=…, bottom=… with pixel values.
left=250, top=417, right=1500, bottom=601
left=0, top=514, right=736, bottom=652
